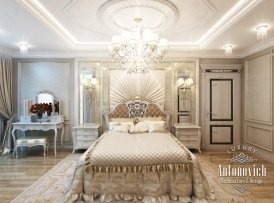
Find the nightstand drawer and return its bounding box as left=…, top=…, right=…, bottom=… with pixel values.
left=76, top=140, right=94, bottom=148
left=182, top=140, right=198, bottom=147
left=177, top=129, right=198, bottom=135
left=173, top=124, right=201, bottom=152
left=77, top=134, right=97, bottom=141
left=72, top=123, right=101, bottom=153
left=76, top=129, right=94, bottom=135
left=178, top=134, right=198, bottom=141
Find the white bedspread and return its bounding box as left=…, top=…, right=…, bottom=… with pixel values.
left=65, top=132, right=215, bottom=203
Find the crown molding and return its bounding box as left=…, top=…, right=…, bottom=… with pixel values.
left=17, top=0, right=263, bottom=51
left=241, top=38, right=274, bottom=58
left=199, top=0, right=263, bottom=47
left=13, top=49, right=243, bottom=59
left=165, top=52, right=242, bottom=60
left=0, top=46, right=17, bottom=57
left=15, top=50, right=111, bottom=59
left=200, top=64, right=242, bottom=70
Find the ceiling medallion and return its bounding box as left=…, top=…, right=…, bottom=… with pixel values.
left=98, top=0, right=179, bottom=33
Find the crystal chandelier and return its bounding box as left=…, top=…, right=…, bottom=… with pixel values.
left=108, top=18, right=168, bottom=74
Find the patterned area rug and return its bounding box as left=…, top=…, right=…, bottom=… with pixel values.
left=11, top=154, right=255, bottom=203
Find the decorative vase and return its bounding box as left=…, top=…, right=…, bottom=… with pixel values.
left=37, top=112, right=43, bottom=119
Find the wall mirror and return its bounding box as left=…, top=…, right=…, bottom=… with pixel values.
left=37, top=92, right=54, bottom=104
left=174, top=61, right=199, bottom=125
left=36, top=91, right=60, bottom=115
left=79, top=63, right=99, bottom=124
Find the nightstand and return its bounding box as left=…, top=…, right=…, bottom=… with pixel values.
left=173, top=123, right=201, bottom=153
left=72, top=123, right=100, bottom=153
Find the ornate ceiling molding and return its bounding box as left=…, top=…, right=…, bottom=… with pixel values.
left=98, top=0, right=179, bottom=33
left=11, top=0, right=269, bottom=57
left=200, top=0, right=264, bottom=47
left=241, top=38, right=274, bottom=58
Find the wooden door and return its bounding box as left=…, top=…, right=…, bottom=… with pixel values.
left=202, top=72, right=241, bottom=150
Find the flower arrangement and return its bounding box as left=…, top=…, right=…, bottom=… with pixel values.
left=30, top=103, right=52, bottom=117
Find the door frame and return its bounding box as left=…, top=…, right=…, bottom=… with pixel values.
left=200, top=64, right=242, bottom=150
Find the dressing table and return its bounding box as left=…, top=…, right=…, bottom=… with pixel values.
left=12, top=115, right=64, bottom=156
left=13, top=91, right=64, bottom=156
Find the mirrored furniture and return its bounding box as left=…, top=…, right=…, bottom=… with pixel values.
left=173, top=123, right=201, bottom=153
left=72, top=123, right=100, bottom=153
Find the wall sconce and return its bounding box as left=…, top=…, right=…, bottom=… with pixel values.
left=81, top=74, right=96, bottom=94
left=256, top=24, right=268, bottom=42
left=18, top=42, right=30, bottom=55
left=224, top=44, right=233, bottom=55
left=177, top=77, right=194, bottom=91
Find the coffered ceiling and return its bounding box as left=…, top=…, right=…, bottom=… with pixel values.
left=0, top=0, right=273, bottom=58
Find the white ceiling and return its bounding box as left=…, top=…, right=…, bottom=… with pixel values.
left=0, top=0, right=273, bottom=58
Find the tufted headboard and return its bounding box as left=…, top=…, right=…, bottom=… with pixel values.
left=104, top=100, right=171, bottom=131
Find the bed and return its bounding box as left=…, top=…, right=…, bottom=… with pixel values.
left=65, top=101, right=214, bottom=203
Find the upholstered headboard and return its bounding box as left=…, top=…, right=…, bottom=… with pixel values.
left=104, top=100, right=171, bottom=130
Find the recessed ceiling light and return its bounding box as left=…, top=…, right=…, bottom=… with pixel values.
left=17, top=42, right=30, bottom=55
left=256, top=24, right=268, bottom=42
left=224, top=44, right=232, bottom=55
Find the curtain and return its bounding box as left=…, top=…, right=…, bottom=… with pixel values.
left=0, top=54, right=14, bottom=154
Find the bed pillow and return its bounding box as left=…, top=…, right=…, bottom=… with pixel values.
left=108, top=122, right=120, bottom=131
left=119, top=121, right=134, bottom=128
left=112, top=123, right=130, bottom=133
left=129, top=122, right=148, bottom=134
left=145, top=121, right=166, bottom=133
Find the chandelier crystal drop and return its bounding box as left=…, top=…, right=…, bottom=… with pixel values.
left=108, top=18, right=168, bottom=74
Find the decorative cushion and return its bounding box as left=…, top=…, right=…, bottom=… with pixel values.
left=108, top=122, right=120, bottom=131
left=129, top=122, right=148, bottom=134
left=146, top=121, right=166, bottom=133
left=112, top=124, right=130, bottom=133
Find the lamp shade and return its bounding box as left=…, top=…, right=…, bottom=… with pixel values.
left=177, top=78, right=185, bottom=86
left=186, top=77, right=194, bottom=86
left=90, top=77, right=97, bottom=86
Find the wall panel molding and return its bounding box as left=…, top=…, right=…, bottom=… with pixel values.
left=245, top=53, right=272, bottom=125
left=245, top=124, right=273, bottom=152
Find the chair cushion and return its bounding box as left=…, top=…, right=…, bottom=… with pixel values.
left=16, top=137, right=47, bottom=145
